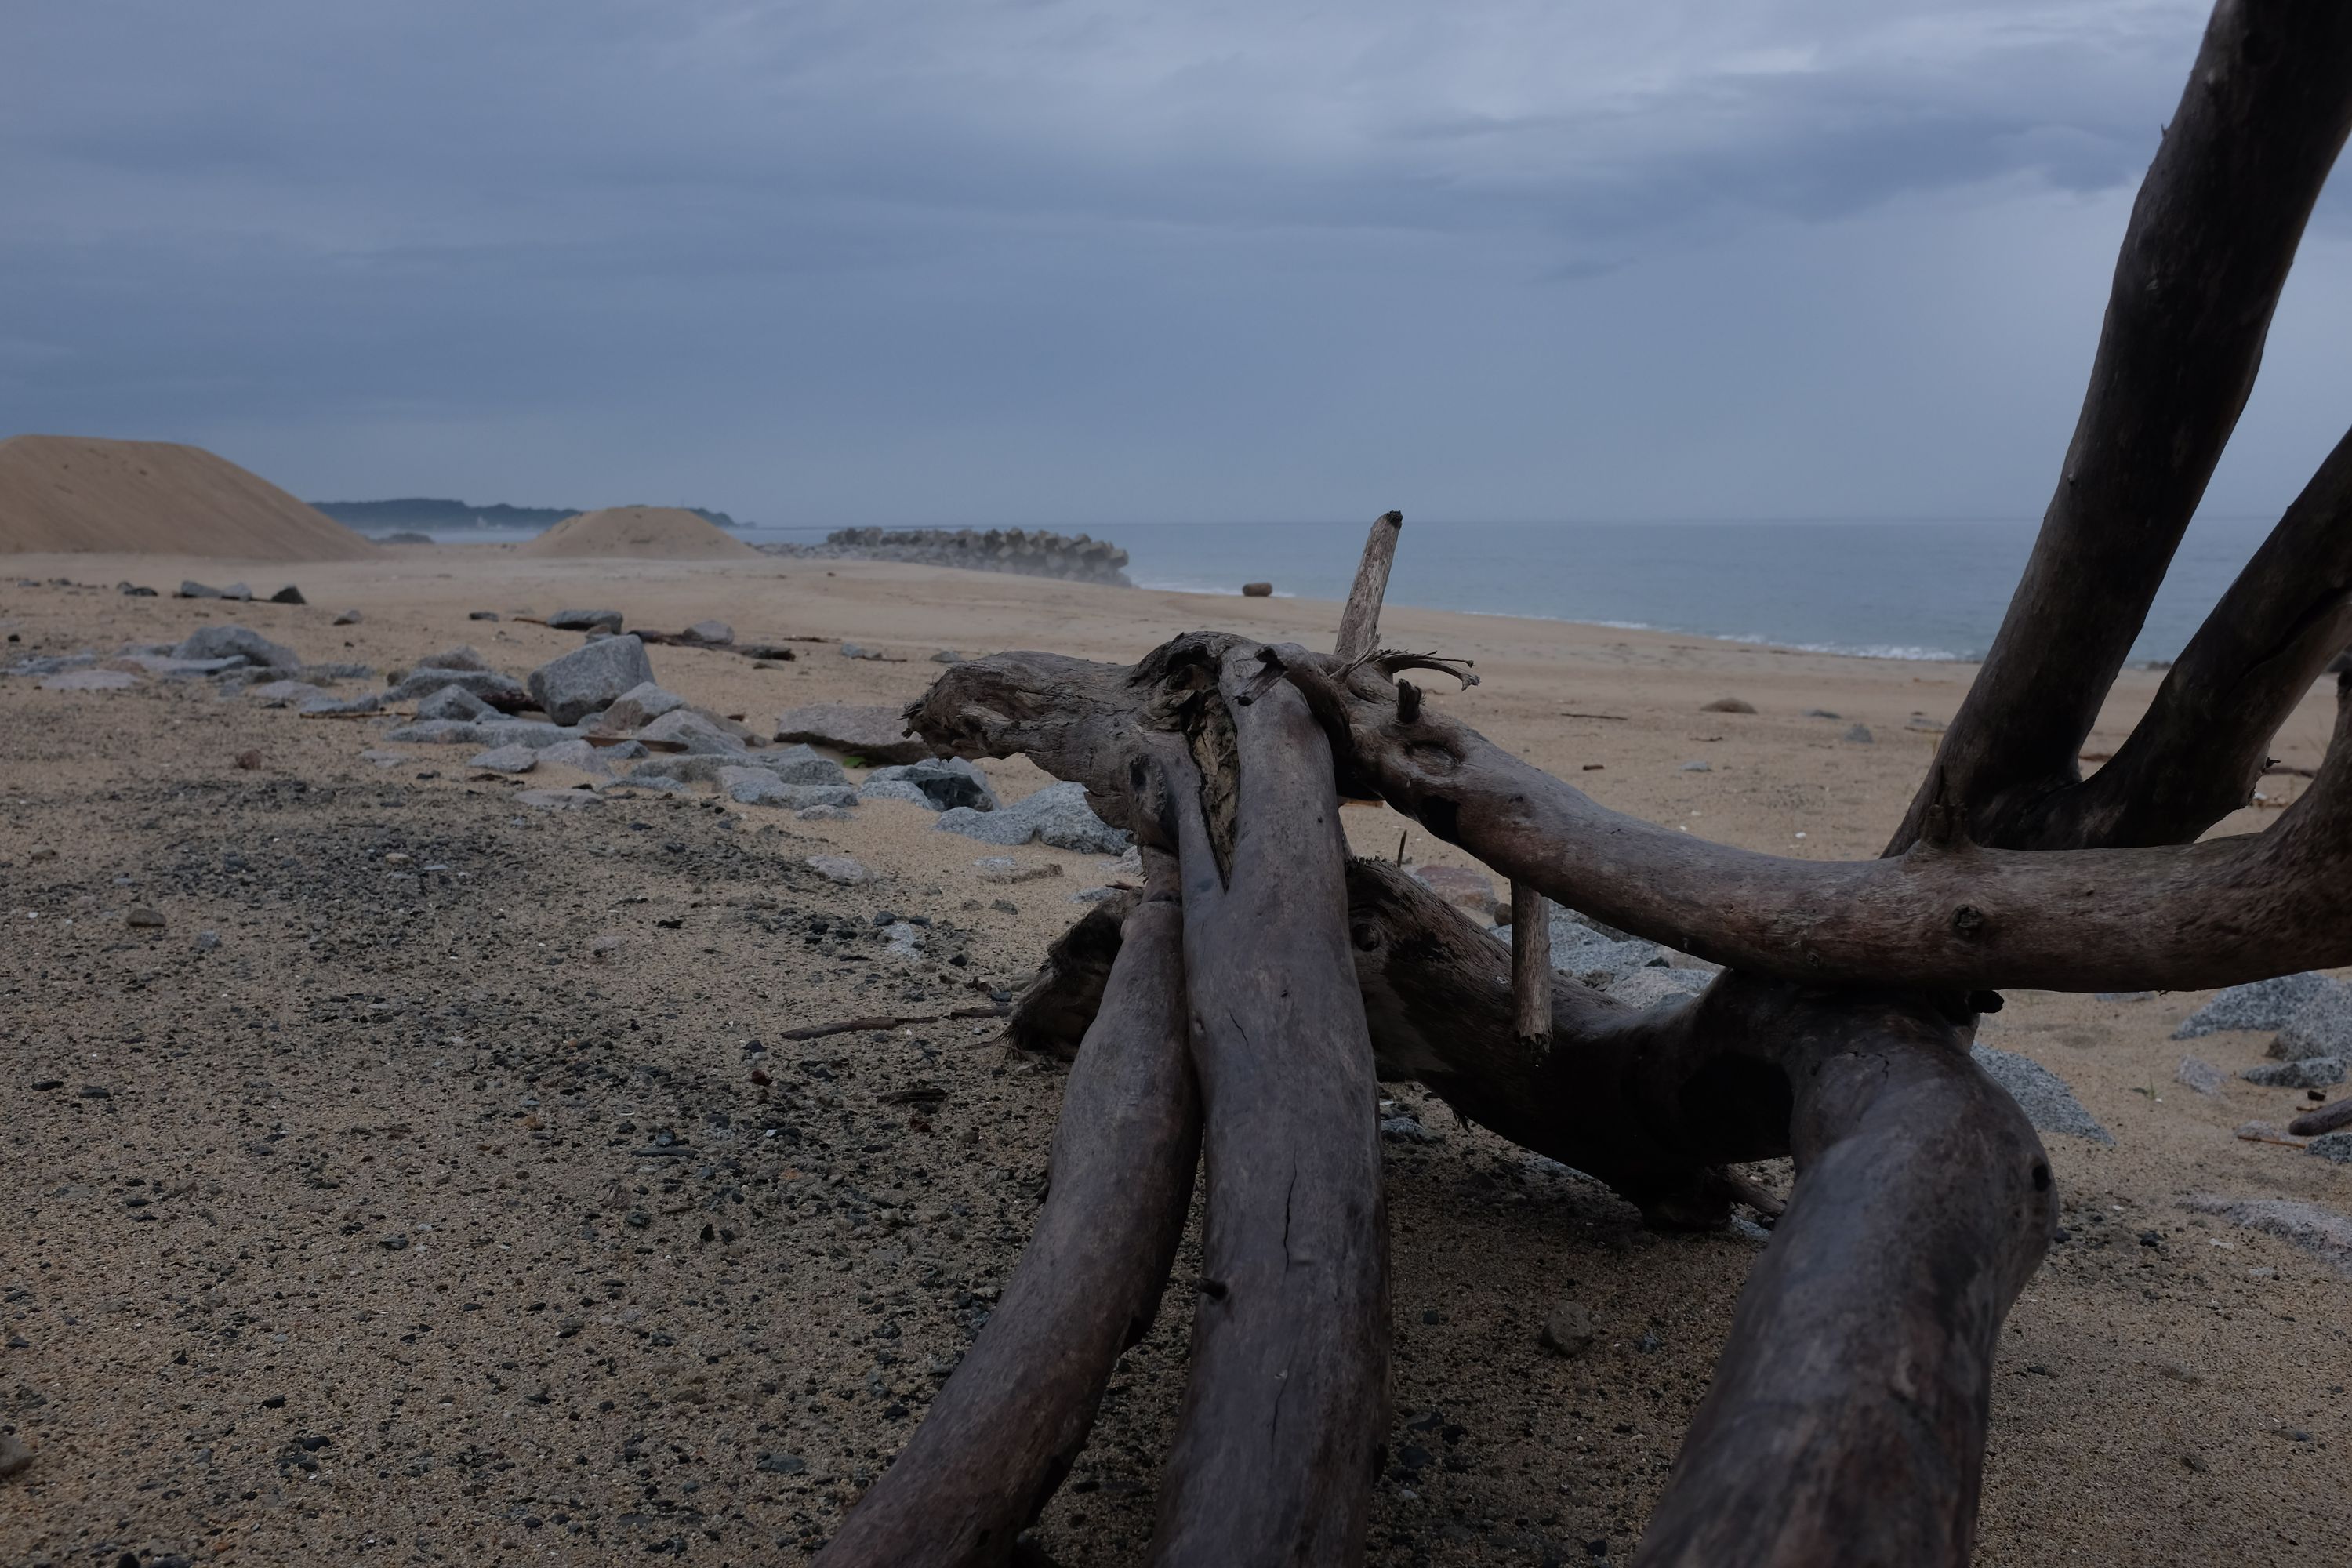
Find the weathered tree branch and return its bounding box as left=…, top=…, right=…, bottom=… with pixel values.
left=814, top=885, right=1199, bottom=1567
left=1145, top=657, right=1390, bottom=1566
left=1889, top=0, right=2352, bottom=853
left=915, top=637, right=2352, bottom=993
left=1634, top=992, right=2054, bottom=1568
left=1334, top=510, right=1404, bottom=662
left=2012, top=421, right=2352, bottom=848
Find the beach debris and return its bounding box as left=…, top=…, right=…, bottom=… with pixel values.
left=469, top=610, right=500, bottom=621
left=2174, top=1056, right=2229, bottom=1096
left=2288, top=1098, right=2352, bottom=1137
left=779, top=1004, right=1007, bottom=1043
left=546, top=608, right=623, bottom=633
left=2241, top=1057, right=2345, bottom=1089
left=936, top=781, right=1130, bottom=853
left=528, top=634, right=653, bottom=725
left=1242, top=582, right=1274, bottom=597
left=1969, top=1044, right=2114, bottom=1144
left=805, top=853, right=874, bottom=885
left=2172, top=973, right=2341, bottom=1038
left=975, top=856, right=1062, bottom=885
left=775, top=702, right=933, bottom=764
left=1701, top=696, right=1756, bottom=714
left=859, top=758, right=996, bottom=811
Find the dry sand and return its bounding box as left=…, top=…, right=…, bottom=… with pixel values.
left=1, top=545, right=2347, bottom=1566
left=0, top=438, right=377, bottom=562
left=518, top=509, right=762, bottom=562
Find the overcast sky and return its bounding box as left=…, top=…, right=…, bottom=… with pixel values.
left=5, top=1, right=2347, bottom=527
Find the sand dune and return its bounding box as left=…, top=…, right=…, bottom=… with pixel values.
left=517, top=505, right=760, bottom=560
left=0, top=434, right=378, bottom=561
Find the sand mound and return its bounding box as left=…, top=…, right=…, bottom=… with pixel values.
left=0, top=434, right=378, bottom=561
left=519, top=506, right=760, bottom=561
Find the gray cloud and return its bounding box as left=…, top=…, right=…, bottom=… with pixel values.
left=5, top=0, right=2347, bottom=524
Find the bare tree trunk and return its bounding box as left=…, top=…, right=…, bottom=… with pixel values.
left=814, top=887, right=1199, bottom=1568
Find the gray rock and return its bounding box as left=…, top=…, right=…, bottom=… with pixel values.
left=806, top=853, right=873, bottom=885
left=718, top=769, right=857, bottom=809
left=1802, top=709, right=1840, bottom=720
left=681, top=619, right=734, bottom=645
left=2175, top=974, right=2342, bottom=1038
left=839, top=642, right=887, bottom=660
left=332, top=609, right=363, bottom=626
left=195, top=931, right=220, bottom=952
left=1606, top=967, right=1712, bottom=1009
left=859, top=758, right=995, bottom=811
left=37, top=669, right=136, bottom=691
left=7, top=652, right=96, bottom=677
left=1700, top=696, right=1756, bottom=714
left=599, top=681, right=686, bottom=731
left=300, top=662, right=376, bottom=682
left=416, top=684, right=492, bottom=722
left=2182, top=1193, right=2352, bottom=1277
left=126, top=906, right=165, bottom=928
left=1539, top=1301, right=1598, bottom=1358
left=469, top=610, right=500, bottom=622
left=1678, top=760, right=1712, bottom=773
left=174, top=624, right=300, bottom=670
left=774, top=702, right=932, bottom=764
left=515, top=788, right=601, bottom=810
left=300, top=692, right=384, bottom=716
left=2272, top=987, right=2352, bottom=1062
left=384, top=720, right=489, bottom=745
left=935, top=781, right=1130, bottom=853
left=546, top=608, right=624, bottom=633
left=930, top=649, right=967, bottom=664
left=2174, top=1056, right=2229, bottom=1096
left=2308, top=1131, right=2352, bottom=1164
left=247, top=679, right=329, bottom=708
left=629, top=746, right=848, bottom=788
left=882, top=922, right=924, bottom=960
left=1843, top=724, right=1875, bottom=744
left=528, top=635, right=654, bottom=725
left=416, top=644, right=492, bottom=673
left=469, top=744, right=540, bottom=774
left=176, top=580, right=224, bottom=599
left=1380, top=1112, right=1440, bottom=1145
left=1068, top=886, right=1122, bottom=904
left=635, top=708, right=750, bottom=754
left=536, top=739, right=617, bottom=777
left=2241, top=1057, right=2345, bottom=1089
left=1971, top=1044, right=2114, bottom=1144
left=269, top=585, right=306, bottom=605
left=387, top=667, right=528, bottom=708
left=477, top=720, right=583, bottom=750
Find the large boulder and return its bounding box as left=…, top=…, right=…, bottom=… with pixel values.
left=173, top=624, right=299, bottom=670
left=773, top=702, right=931, bottom=764
left=2271, top=985, right=2352, bottom=1062
left=858, top=758, right=995, bottom=811
left=528, top=635, right=654, bottom=726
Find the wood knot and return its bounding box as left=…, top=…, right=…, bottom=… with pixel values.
left=1951, top=905, right=1987, bottom=937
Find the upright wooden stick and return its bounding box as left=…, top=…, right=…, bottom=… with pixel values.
left=1510, top=879, right=1553, bottom=1046
left=1334, top=510, right=1403, bottom=662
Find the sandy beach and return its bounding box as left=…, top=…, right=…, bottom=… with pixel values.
left=3, top=544, right=2347, bottom=1566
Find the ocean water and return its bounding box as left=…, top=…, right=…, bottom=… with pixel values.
left=396, top=516, right=2278, bottom=664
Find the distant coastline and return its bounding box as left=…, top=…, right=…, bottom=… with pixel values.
left=312, top=496, right=746, bottom=534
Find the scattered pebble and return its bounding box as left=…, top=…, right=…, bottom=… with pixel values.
left=807, top=853, right=874, bottom=885
left=2173, top=1056, right=2227, bottom=1097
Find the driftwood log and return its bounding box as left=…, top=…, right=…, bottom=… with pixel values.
left=815, top=4, right=2352, bottom=1563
